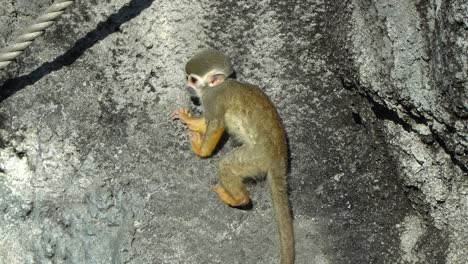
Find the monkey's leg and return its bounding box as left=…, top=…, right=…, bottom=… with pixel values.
left=213, top=147, right=263, bottom=207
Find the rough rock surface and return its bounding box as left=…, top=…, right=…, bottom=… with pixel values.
left=0, top=0, right=465, bottom=263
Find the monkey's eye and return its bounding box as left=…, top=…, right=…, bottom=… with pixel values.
left=186, top=75, right=200, bottom=87
left=187, top=76, right=199, bottom=86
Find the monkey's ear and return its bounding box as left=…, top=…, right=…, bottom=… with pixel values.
left=209, top=74, right=225, bottom=87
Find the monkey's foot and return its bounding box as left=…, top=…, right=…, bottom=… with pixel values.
left=211, top=185, right=250, bottom=207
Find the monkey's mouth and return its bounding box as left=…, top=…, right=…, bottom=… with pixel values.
left=187, top=88, right=201, bottom=106
left=190, top=96, right=201, bottom=106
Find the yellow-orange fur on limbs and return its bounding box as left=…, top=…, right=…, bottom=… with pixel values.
left=171, top=49, right=294, bottom=264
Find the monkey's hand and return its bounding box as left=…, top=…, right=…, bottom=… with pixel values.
left=171, top=107, right=206, bottom=133
left=211, top=185, right=251, bottom=207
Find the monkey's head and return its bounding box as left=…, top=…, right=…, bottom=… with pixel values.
left=185, top=49, right=233, bottom=96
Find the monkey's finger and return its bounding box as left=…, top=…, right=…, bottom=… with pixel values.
left=171, top=108, right=191, bottom=120
left=188, top=131, right=201, bottom=140
left=170, top=108, right=181, bottom=119
left=170, top=112, right=178, bottom=120
left=176, top=110, right=190, bottom=120
left=188, top=131, right=195, bottom=140
left=182, top=108, right=192, bottom=117
left=170, top=109, right=185, bottom=120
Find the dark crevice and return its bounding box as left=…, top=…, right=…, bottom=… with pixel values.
left=0, top=0, right=155, bottom=103
left=341, top=76, right=468, bottom=174
left=15, top=150, right=26, bottom=159
left=399, top=102, right=429, bottom=125
left=366, top=91, right=467, bottom=173
left=431, top=132, right=468, bottom=173
left=362, top=92, right=414, bottom=133
left=351, top=112, right=364, bottom=126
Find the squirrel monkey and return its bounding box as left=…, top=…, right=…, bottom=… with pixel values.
left=171, top=49, right=294, bottom=264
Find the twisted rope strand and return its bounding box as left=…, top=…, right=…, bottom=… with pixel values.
left=0, top=0, right=74, bottom=70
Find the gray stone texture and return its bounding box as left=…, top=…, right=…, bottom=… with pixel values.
left=0, top=0, right=465, bottom=263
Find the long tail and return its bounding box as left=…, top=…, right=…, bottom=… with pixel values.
left=267, top=164, right=294, bottom=264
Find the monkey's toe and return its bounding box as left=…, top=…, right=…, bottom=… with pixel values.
left=230, top=196, right=252, bottom=210
left=211, top=185, right=250, bottom=208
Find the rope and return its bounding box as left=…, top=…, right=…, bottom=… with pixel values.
left=0, top=0, right=75, bottom=70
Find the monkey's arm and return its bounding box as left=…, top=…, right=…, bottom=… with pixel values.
left=185, top=117, right=206, bottom=134
left=171, top=107, right=207, bottom=133
left=189, top=119, right=224, bottom=158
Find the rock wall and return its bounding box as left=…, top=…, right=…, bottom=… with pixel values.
left=0, top=0, right=465, bottom=263
left=344, top=0, right=467, bottom=262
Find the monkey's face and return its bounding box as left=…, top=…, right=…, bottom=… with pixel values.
left=186, top=73, right=204, bottom=98
left=185, top=71, right=225, bottom=97
left=186, top=74, right=202, bottom=90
